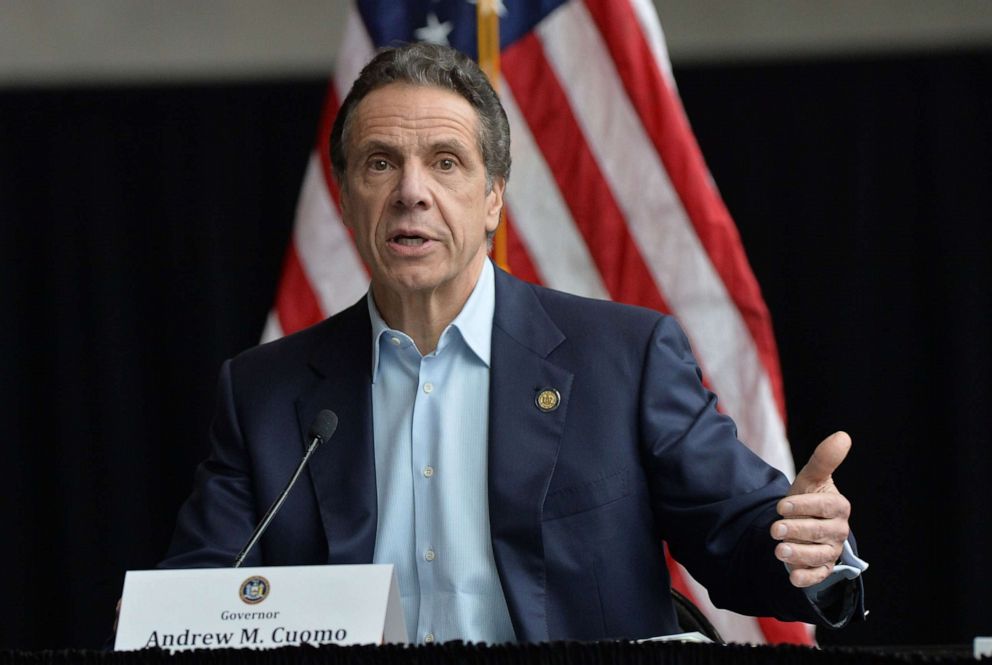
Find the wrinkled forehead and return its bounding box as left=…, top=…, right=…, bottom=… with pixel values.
left=346, top=83, right=482, bottom=151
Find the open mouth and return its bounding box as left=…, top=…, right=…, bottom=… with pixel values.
left=392, top=234, right=427, bottom=247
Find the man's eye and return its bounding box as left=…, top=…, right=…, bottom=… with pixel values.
left=370, top=159, right=389, bottom=171
left=437, top=158, right=455, bottom=171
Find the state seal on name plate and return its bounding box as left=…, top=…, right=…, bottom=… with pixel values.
left=239, top=576, right=270, bottom=605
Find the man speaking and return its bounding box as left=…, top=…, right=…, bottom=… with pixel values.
left=160, top=43, right=865, bottom=644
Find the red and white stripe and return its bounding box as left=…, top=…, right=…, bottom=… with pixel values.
left=263, top=0, right=811, bottom=645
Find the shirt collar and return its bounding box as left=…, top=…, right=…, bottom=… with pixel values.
left=368, top=259, right=495, bottom=380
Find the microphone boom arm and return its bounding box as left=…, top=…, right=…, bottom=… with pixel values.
left=232, top=409, right=337, bottom=568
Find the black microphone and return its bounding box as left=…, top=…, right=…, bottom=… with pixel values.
left=232, top=409, right=338, bottom=568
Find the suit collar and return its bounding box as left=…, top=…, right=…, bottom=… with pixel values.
left=492, top=267, right=565, bottom=359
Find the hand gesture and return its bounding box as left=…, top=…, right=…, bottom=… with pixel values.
left=771, top=431, right=853, bottom=587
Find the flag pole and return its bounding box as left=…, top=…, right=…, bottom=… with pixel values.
left=476, top=0, right=509, bottom=272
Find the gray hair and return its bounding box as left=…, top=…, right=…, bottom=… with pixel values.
left=330, top=42, right=511, bottom=192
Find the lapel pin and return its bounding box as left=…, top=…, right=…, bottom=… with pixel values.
left=535, top=388, right=561, bottom=412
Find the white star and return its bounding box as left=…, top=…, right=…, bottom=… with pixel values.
left=414, top=12, right=454, bottom=45
left=467, top=0, right=508, bottom=18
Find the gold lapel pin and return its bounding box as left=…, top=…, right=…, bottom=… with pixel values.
left=535, top=388, right=561, bottom=412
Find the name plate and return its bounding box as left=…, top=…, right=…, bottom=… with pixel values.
left=114, top=564, right=406, bottom=651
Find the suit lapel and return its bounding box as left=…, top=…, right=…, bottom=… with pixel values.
left=489, top=269, right=571, bottom=643
left=297, top=300, right=378, bottom=565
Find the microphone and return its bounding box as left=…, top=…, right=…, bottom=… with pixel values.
left=232, top=409, right=338, bottom=568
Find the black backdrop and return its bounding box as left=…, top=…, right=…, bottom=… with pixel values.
left=2, top=51, right=989, bottom=651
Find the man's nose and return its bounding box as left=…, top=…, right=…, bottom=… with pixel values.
left=393, top=163, right=432, bottom=209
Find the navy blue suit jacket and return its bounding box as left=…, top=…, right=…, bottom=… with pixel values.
left=162, top=268, right=860, bottom=641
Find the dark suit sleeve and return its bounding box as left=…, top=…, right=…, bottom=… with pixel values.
left=158, top=359, right=262, bottom=569
left=638, top=315, right=862, bottom=627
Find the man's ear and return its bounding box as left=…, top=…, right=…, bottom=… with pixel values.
left=338, top=180, right=353, bottom=229
left=485, top=177, right=506, bottom=235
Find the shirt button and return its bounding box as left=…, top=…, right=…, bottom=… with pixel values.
left=424, top=549, right=436, bottom=562
left=389, top=336, right=401, bottom=346
left=423, top=465, right=434, bottom=478
left=423, top=382, right=434, bottom=394
left=424, top=633, right=435, bottom=643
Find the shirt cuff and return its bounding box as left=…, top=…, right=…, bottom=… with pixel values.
left=803, top=540, right=869, bottom=603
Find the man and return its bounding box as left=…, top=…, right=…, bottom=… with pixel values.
left=161, top=43, right=865, bottom=644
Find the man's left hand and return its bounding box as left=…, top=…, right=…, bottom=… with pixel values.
left=771, top=431, right=853, bottom=588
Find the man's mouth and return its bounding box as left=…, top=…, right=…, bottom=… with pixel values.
left=392, top=234, right=427, bottom=247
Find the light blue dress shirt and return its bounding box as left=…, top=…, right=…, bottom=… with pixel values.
left=368, top=260, right=516, bottom=645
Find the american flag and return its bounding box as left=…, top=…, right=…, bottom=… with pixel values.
left=262, top=0, right=810, bottom=645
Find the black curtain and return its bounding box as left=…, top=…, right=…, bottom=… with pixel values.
left=1, top=51, right=989, bottom=651
left=1, top=81, right=325, bottom=649
left=677, top=52, right=992, bottom=646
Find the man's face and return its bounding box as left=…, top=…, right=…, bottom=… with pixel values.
left=339, top=82, right=504, bottom=303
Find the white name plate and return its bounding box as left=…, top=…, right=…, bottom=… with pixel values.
left=115, top=564, right=406, bottom=651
